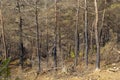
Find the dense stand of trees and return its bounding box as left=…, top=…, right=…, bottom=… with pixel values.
left=0, top=0, right=119, bottom=74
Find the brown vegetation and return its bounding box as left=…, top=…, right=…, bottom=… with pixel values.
left=0, top=0, right=120, bottom=80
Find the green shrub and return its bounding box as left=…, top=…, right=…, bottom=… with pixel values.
left=0, top=58, right=11, bottom=80
left=70, top=51, right=75, bottom=58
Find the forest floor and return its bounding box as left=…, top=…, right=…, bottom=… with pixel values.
left=10, top=59, right=120, bottom=80
left=9, top=42, right=120, bottom=80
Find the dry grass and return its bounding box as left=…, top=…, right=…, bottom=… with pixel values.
left=9, top=61, right=120, bottom=80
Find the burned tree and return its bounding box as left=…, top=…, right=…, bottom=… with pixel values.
left=74, top=0, right=80, bottom=67
left=53, top=0, right=58, bottom=70
left=17, top=0, right=24, bottom=69
left=35, top=0, right=41, bottom=72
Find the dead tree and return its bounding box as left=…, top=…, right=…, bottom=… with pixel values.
left=85, top=0, right=88, bottom=68
left=94, top=0, right=100, bottom=69
left=35, top=0, right=41, bottom=72
left=74, top=0, right=80, bottom=67
left=0, top=1, right=7, bottom=60
left=17, top=0, right=24, bottom=69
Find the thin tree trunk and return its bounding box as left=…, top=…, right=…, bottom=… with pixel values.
left=94, top=0, right=100, bottom=69
left=91, top=19, right=95, bottom=53
left=90, top=23, right=93, bottom=51
left=85, top=0, right=88, bottom=68
left=17, top=0, right=24, bottom=69
left=45, top=0, right=49, bottom=67
left=53, top=0, right=57, bottom=70
left=30, top=39, right=33, bottom=68
left=68, top=44, right=71, bottom=57
left=74, top=0, right=80, bottom=67
left=117, top=31, right=120, bottom=42
left=99, top=0, right=106, bottom=46
left=57, top=5, right=62, bottom=69
left=99, top=10, right=105, bottom=39
left=0, top=11, right=8, bottom=79
left=0, top=5, right=9, bottom=77
left=82, top=33, right=85, bottom=60
left=0, top=3, right=9, bottom=76
left=0, top=3, right=7, bottom=60
left=35, top=0, right=41, bottom=72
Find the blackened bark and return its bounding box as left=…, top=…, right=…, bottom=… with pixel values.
left=17, top=0, right=24, bottom=69
left=53, top=0, right=57, bottom=70
left=35, top=0, right=41, bottom=72
left=74, top=0, right=80, bottom=67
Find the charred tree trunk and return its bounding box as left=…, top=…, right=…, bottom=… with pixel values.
left=74, top=0, right=80, bottom=67
left=94, top=0, right=100, bottom=69
left=53, top=0, right=57, bottom=70
left=85, top=0, right=88, bottom=68
left=35, top=0, right=41, bottom=72
left=17, top=0, right=24, bottom=69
